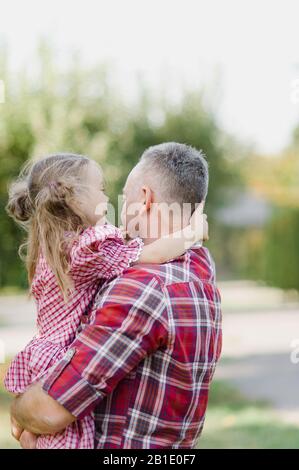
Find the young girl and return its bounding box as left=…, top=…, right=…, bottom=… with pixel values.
left=4, top=153, right=207, bottom=449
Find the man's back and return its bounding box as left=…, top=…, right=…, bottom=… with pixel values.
left=43, top=246, right=221, bottom=449
left=91, top=246, right=222, bottom=448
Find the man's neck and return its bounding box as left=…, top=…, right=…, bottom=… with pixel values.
left=142, top=218, right=189, bottom=245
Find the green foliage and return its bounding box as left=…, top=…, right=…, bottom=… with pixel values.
left=233, top=207, right=299, bottom=291
left=0, top=44, right=238, bottom=288
left=261, top=208, right=299, bottom=290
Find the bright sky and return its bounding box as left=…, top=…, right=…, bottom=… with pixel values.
left=1, top=0, right=299, bottom=154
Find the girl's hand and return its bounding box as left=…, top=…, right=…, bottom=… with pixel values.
left=190, top=203, right=209, bottom=241
left=201, top=214, right=209, bottom=241
left=136, top=202, right=209, bottom=265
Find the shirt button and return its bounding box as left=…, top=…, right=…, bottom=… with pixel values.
left=64, top=348, right=76, bottom=360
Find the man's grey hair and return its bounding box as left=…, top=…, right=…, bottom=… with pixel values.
left=139, top=142, right=209, bottom=211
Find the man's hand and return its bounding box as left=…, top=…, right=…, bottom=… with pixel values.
left=11, top=411, right=38, bottom=449
left=11, top=414, right=23, bottom=441
left=11, top=382, right=76, bottom=436
left=19, top=431, right=38, bottom=449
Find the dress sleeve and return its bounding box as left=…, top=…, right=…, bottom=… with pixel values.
left=70, top=225, right=144, bottom=288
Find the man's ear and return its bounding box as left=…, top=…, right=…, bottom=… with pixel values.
left=141, top=186, right=154, bottom=213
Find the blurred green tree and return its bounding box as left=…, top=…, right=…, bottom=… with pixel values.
left=262, top=208, right=299, bottom=290
left=0, top=43, right=239, bottom=289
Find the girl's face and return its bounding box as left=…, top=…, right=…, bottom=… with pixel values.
left=80, top=161, right=109, bottom=225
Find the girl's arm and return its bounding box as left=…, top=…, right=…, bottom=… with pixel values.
left=136, top=207, right=208, bottom=265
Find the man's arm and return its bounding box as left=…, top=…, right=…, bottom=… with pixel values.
left=11, top=270, right=168, bottom=436
left=11, top=382, right=76, bottom=435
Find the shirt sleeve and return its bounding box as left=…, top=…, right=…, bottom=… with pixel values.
left=70, top=225, right=144, bottom=288
left=42, top=270, right=169, bottom=419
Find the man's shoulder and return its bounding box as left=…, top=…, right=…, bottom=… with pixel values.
left=109, top=245, right=216, bottom=289
left=127, top=246, right=216, bottom=284
left=111, top=265, right=167, bottom=293
left=93, top=247, right=218, bottom=318
left=94, top=265, right=166, bottom=309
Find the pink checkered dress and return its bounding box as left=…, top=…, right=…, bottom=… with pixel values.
left=4, top=223, right=143, bottom=449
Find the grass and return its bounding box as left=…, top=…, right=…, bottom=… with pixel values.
left=0, top=359, right=298, bottom=449
left=198, top=380, right=299, bottom=449
left=0, top=287, right=26, bottom=296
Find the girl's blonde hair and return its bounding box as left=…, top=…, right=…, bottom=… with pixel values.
left=6, top=153, right=92, bottom=299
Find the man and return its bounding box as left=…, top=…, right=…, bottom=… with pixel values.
left=11, top=142, right=222, bottom=449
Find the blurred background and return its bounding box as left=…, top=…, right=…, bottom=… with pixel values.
left=0, top=0, right=299, bottom=448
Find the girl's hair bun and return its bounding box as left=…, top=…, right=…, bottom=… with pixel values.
left=6, top=179, right=33, bottom=222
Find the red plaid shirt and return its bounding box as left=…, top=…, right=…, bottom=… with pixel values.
left=43, top=246, right=222, bottom=449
